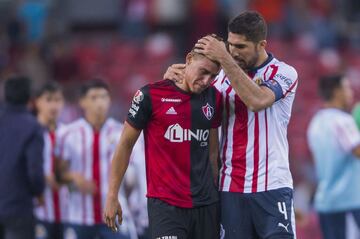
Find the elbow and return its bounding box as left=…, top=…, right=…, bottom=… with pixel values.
left=247, top=103, right=265, bottom=112
left=246, top=98, right=271, bottom=112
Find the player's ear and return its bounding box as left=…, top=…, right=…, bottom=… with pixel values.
left=185, top=53, right=193, bottom=65
left=258, top=40, right=267, bottom=49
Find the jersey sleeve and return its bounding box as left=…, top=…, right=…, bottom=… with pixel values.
left=335, top=115, right=360, bottom=153
left=126, top=86, right=152, bottom=130
left=261, top=64, right=298, bottom=102
left=212, top=87, right=223, bottom=128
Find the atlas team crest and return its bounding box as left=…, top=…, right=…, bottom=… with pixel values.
left=202, top=103, right=214, bottom=120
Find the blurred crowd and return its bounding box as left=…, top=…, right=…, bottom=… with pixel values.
left=0, top=0, right=360, bottom=238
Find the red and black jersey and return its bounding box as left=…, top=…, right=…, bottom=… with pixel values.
left=126, top=80, right=222, bottom=208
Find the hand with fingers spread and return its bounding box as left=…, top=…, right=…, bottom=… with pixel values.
left=163, top=63, right=186, bottom=83
left=104, top=196, right=123, bottom=232
left=194, top=34, right=229, bottom=63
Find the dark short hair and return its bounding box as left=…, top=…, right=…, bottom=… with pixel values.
left=35, top=81, right=62, bottom=98
left=80, top=79, right=110, bottom=97
left=318, top=75, right=344, bottom=101
left=228, top=11, right=267, bottom=43
left=5, top=76, right=31, bottom=105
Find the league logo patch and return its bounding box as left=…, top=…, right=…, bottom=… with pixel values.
left=133, top=90, right=144, bottom=104
left=255, top=77, right=263, bottom=85
left=202, top=103, right=214, bottom=120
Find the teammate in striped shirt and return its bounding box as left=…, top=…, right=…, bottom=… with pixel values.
left=57, top=80, right=138, bottom=239
left=33, top=81, right=68, bottom=239
left=166, top=11, right=298, bottom=238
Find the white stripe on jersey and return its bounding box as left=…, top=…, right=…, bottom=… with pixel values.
left=35, top=125, right=69, bottom=223
left=216, top=55, right=298, bottom=193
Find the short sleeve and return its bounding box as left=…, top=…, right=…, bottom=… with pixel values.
left=335, top=116, right=360, bottom=153
left=126, top=86, right=152, bottom=130
left=261, top=64, right=298, bottom=102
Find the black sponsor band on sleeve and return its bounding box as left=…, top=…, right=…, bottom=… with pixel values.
left=260, top=79, right=283, bottom=102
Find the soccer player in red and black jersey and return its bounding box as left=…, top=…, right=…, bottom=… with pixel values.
left=104, top=49, right=223, bottom=239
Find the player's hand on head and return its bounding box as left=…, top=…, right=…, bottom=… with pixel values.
left=194, top=34, right=227, bottom=62
left=163, top=64, right=185, bottom=83
left=104, top=197, right=123, bottom=232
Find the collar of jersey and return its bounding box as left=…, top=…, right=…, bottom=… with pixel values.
left=248, top=52, right=274, bottom=74
left=168, top=79, right=192, bottom=96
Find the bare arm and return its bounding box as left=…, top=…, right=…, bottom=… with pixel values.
left=209, top=128, right=220, bottom=183
left=195, top=36, right=275, bottom=112
left=104, top=122, right=141, bottom=231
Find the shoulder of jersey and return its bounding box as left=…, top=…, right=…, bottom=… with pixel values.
left=60, top=118, right=85, bottom=134
left=147, top=79, right=174, bottom=89
left=106, top=117, right=123, bottom=130
left=273, top=59, right=298, bottom=78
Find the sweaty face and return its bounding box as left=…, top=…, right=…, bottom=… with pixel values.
left=227, top=32, right=261, bottom=71
left=35, top=91, right=64, bottom=122
left=184, top=55, right=220, bottom=94
left=80, top=88, right=110, bottom=118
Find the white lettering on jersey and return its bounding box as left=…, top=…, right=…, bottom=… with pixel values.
left=164, top=124, right=209, bottom=143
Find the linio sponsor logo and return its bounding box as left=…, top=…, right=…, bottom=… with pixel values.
left=164, top=123, right=209, bottom=143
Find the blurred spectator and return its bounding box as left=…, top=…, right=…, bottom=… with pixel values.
left=17, top=0, right=50, bottom=43
left=0, top=76, right=45, bottom=239
left=120, top=0, right=149, bottom=41
left=307, top=74, right=360, bottom=239
left=33, top=81, right=67, bottom=239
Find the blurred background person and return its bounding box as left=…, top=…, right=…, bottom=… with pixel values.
left=33, top=81, right=68, bottom=239
left=307, top=74, right=360, bottom=239
left=0, top=76, right=45, bottom=239
left=56, top=80, right=138, bottom=239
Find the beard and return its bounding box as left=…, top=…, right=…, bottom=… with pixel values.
left=233, top=46, right=260, bottom=71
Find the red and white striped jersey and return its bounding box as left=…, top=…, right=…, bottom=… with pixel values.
left=215, top=54, right=298, bottom=193
left=35, top=124, right=69, bottom=223
left=58, top=118, right=139, bottom=227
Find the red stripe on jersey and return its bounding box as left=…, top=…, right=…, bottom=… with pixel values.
left=92, top=130, right=102, bottom=224
left=269, top=65, right=279, bottom=80
left=220, top=86, right=232, bottom=189
left=251, top=113, right=260, bottom=192
left=283, top=79, right=298, bottom=97
left=229, top=95, right=248, bottom=192
left=220, top=75, right=227, bottom=84
left=80, top=127, right=87, bottom=223
left=50, top=131, right=61, bottom=222
left=145, top=87, right=192, bottom=208
left=265, top=110, right=269, bottom=191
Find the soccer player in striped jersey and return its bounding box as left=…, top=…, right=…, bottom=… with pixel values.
left=166, top=11, right=298, bottom=238
left=57, top=80, right=138, bottom=239
left=308, top=75, right=360, bottom=239
left=104, top=49, right=222, bottom=239
left=33, top=81, right=68, bottom=239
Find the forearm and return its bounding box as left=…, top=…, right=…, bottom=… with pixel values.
left=107, top=144, right=132, bottom=200
left=220, top=54, right=272, bottom=111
